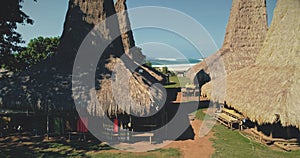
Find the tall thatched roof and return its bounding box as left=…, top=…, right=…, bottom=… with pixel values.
left=219, top=0, right=300, bottom=128
left=114, top=0, right=167, bottom=83
left=86, top=56, right=165, bottom=117
left=186, top=0, right=268, bottom=80
left=0, top=0, right=164, bottom=117
left=114, top=0, right=137, bottom=57
left=199, top=0, right=300, bottom=129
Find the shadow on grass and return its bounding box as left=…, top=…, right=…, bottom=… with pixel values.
left=0, top=89, right=210, bottom=157
left=0, top=135, right=113, bottom=157
left=163, top=82, right=176, bottom=86
left=211, top=125, right=300, bottom=158
left=0, top=135, right=181, bottom=158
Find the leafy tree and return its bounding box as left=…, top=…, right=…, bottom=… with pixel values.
left=162, top=66, right=168, bottom=74
left=14, top=36, right=60, bottom=70
left=145, top=61, right=152, bottom=67
left=0, top=0, right=36, bottom=70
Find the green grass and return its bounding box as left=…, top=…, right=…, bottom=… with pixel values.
left=195, top=109, right=300, bottom=158
left=34, top=146, right=179, bottom=158
left=89, top=148, right=181, bottom=158
left=195, top=109, right=206, bottom=120
left=211, top=125, right=300, bottom=158
left=164, top=76, right=192, bottom=88
left=150, top=148, right=181, bottom=158
left=0, top=140, right=113, bottom=158
left=0, top=139, right=181, bottom=158
left=195, top=108, right=214, bottom=120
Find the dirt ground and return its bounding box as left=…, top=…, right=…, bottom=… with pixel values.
left=88, top=118, right=215, bottom=157
left=163, top=119, right=214, bottom=158
left=113, top=91, right=215, bottom=157
left=0, top=92, right=215, bottom=158
left=162, top=92, right=215, bottom=158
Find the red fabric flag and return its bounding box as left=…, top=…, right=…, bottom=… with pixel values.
left=77, top=117, right=88, bottom=133
left=113, top=119, right=118, bottom=133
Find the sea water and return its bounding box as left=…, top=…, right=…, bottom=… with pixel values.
left=147, top=58, right=203, bottom=72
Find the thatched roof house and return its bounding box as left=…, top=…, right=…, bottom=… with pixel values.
left=193, top=0, right=300, bottom=130
left=186, top=0, right=268, bottom=80
left=0, top=0, right=164, bottom=117
left=115, top=0, right=167, bottom=83
left=220, top=0, right=300, bottom=129
left=115, top=0, right=145, bottom=63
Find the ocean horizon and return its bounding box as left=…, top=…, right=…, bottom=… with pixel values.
left=147, top=58, right=203, bottom=71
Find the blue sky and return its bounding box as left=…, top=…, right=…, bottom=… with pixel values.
left=17, top=0, right=277, bottom=59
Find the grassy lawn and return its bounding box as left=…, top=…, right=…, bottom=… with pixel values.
left=195, top=109, right=300, bottom=158
left=0, top=138, right=181, bottom=158
left=164, top=76, right=192, bottom=88
left=0, top=140, right=111, bottom=158
left=211, top=125, right=300, bottom=158
left=89, top=148, right=181, bottom=158
left=195, top=108, right=206, bottom=120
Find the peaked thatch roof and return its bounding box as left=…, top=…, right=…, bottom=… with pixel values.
left=0, top=0, right=164, bottom=117
left=86, top=56, right=165, bottom=117
left=115, top=0, right=138, bottom=56
left=200, top=0, right=300, bottom=129
left=220, top=0, right=300, bottom=128
left=114, top=0, right=167, bottom=83
left=186, top=0, right=268, bottom=80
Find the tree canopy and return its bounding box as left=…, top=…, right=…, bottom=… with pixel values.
left=0, top=0, right=36, bottom=70
left=14, top=36, right=60, bottom=71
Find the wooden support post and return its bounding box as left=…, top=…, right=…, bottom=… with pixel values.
left=47, top=114, right=49, bottom=140
left=270, top=131, right=273, bottom=139
left=0, top=117, right=2, bottom=138
left=239, top=121, right=243, bottom=131
left=165, top=112, right=168, bottom=138
left=259, top=136, right=262, bottom=143
left=61, top=117, right=64, bottom=135
left=287, top=128, right=291, bottom=138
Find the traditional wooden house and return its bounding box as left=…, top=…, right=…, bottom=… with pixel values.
left=0, top=0, right=166, bottom=139
left=189, top=0, right=300, bottom=148
left=222, top=0, right=300, bottom=139
left=186, top=0, right=268, bottom=80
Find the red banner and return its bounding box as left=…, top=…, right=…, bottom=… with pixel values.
left=114, top=119, right=118, bottom=133
left=77, top=117, right=88, bottom=133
